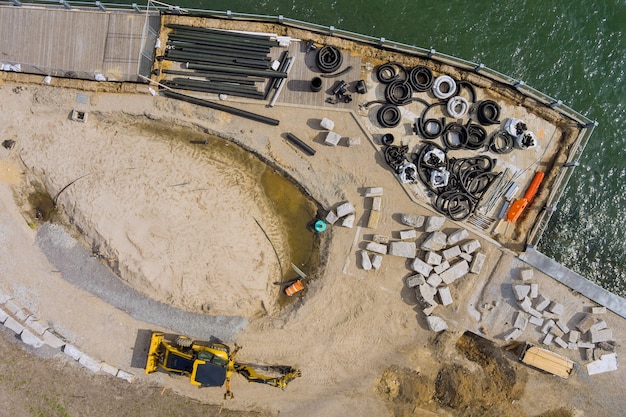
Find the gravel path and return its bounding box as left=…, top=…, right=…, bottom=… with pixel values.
left=35, top=223, right=248, bottom=342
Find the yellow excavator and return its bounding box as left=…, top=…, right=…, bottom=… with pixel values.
left=145, top=331, right=301, bottom=398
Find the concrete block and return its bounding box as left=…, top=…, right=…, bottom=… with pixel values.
left=513, top=311, right=528, bottom=330
left=359, top=250, right=372, bottom=270
left=373, top=235, right=389, bottom=244
left=433, top=261, right=450, bottom=275
left=25, top=316, right=48, bottom=335
left=420, top=231, right=447, bottom=251
left=534, top=294, right=551, bottom=312
left=591, top=306, right=607, bottom=314
left=411, top=257, right=433, bottom=276
left=0, top=308, right=8, bottom=324
left=42, top=330, right=65, bottom=349
left=540, top=319, right=555, bottom=334
left=439, top=260, right=469, bottom=285
left=388, top=241, right=416, bottom=258
left=567, top=342, right=578, bottom=350
left=324, top=131, right=341, bottom=146
left=3, top=316, right=24, bottom=334
left=460, top=239, right=481, bottom=254
left=424, top=216, right=446, bottom=232
left=530, top=283, right=538, bottom=299
left=20, top=329, right=44, bottom=348
left=503, top=328, right=523, bottom=341
left=400, top=213, right=424, bottom=228
left=371, top=254, right=383, bottom=270
left=63, top=344, right=83, bottom=361
left=0, top=292, right=11, bottom=304
left=117, top=370, right=135, bottom=383
left=554, top=336, right=567, bottom=349
left=371, top=196, right=382, bottom=211
left=578, top=342, right=595, bottom=349
left=590, top=320, right=607, bottom=332
left=528, top=307, right=543, bottom=318
left=587, top=353, right=618, bottom=376
left=556, top=319, right=570, bottom=334
left=14, top=308, right=31, bottom=322
left=426, top=315, right=448, bottom=332
left=520, top=268, right=534, bottom=281
left=442, top=245, right=461, bottom=260
left=366, top=242, right=388, bottom=255
left=336, top=201, right=356, bottom=218
left=100, top=363, right=119, bottom=377
left=416, top=284, right=438, bottom=308
left=518, top=297, right=532, bottom=313
left=447, top=229, right=469, bottom=246
left=320, top=117, right=335, bottom=130
left=424, top=251, right=442, bottom=266
left=406, top=274, right=426, bottom=288
left=325, top=210, right=338, bottom=225
left=399, top=229, right=417, bottom=240
left=347, top=137, right=361, bottom=147
left=513, top=284, right=531, bottom=301
left=437, top=286, right=453, bottom=306
left=341, top=214, right=355, bottom=228
left=590, top=329, right=613, bottom=343
left=364, top=187, right=384, bottom=197
left=567, top=330, right=580, bottom=343
left=469, top=252, right=486, bottom=274
left=367, top=210, right=380, bottom=228
left=426, top=273, right=442, bottom=288
left=542, top=332, right=554, bottom=345
left=547, top=301, right=564, bottom=316
left=576, top=314, right=595, bottom=333
left=459, top=253, right=473, bottom=262
left=529, top=316, right=544, bottom=326
left=550, top=326, right=565, bottom=338
left=583, top=348, right=594, bottom=361
left=79, top=354, right=102, bottom=373
left=423, top=304, right=438, bottom=316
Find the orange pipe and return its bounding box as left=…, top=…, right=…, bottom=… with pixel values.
left=523, top=171, right=544, bottom=203
left=506, top=171, right=544, bottom=223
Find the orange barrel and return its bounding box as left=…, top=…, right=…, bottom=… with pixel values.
left=523, top=171, right=545, bottom=203
left=284, top=279, right=305, bottom=296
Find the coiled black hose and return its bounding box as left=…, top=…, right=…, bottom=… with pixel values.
left=316, top=46, right=343, bottom=73
left=442, top=122, right=468, bottom=150
left=384, top=80, right=413, bottom=106
left=456, top=80, right=477, bottom=103
left=408, top=66, right=434, bottom=92
left=377, top=104, right=402, bottom=128
left=489, top=130, right=514, bottom=154
left=376, top=62, right=407, bottom=84
left=465, top=123, right=488, bottom=150
left=415, top=102, right=445, bottom=140
left=476, top=100, right=501, bottom=125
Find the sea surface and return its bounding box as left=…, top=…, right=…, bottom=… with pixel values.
left=55, top=1, right=626, bottom=295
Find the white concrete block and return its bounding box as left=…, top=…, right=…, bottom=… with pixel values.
left=426, top=315, right=448, bottom=332
left=336, top=201, right=356, bottom=218
left=25, top=316, right=48, bottom=335
left=442, top=245, right=461, bottom=260
left=416, top=284, right=438, bottom=308
left=371, top=196, right=382, bottom=211
left=365, top=241, right=387, bottom=255
left=20, top=329, right=44, bottom=348
left=425, top=251, right=442, bottom=266
left=567, top=342, right=578, bottom=350
left=359, top=250, right=372, bottom=270
left=520, top=268, right=534, bottom=281
left=591, top=306, right=607, bottom=314
left=411, top=257, right=433, bottom=276
left=530, top=283, right=538, bottom=299
left=547, top=301, right=564, bottom=316
left=42, top=330, right=66, bottom=349
left=116, top=370, right=135, bottom=383
left=576, top=314, right=595, bottom=333
left=534, top=294, right=551, bottom=312
left=460, top=239, right=481, bottom=254
left=388, top=241, right=416, bottom=258
left=325, top=210, right=338, bottom=224
left=399, top=229, right=417, bottom=240
left=469, top=252, right=486, bottom=274
left=433, top=261, right=450, bottom=275
left=459, top=253, right=473, bottom=262
left=439, top=260, right=470, bottom=285
left=420, top=231, right=447, bottom=251
left=518, top=297, right=532, bottom=313
left=400, top=213, right=424, bottom=227
left=424, top=216, right=446, bottom=232
left=371, top=254, right=383, bottom=270
left=426, top=273, right=442, bottom=288
left=503, top=328, right=523, bottom=341
left=587, top=353, right=618, bottom=376
left=341, top=214, right=355, bottom=228
left=373, top=235, right=389, bottom=244
left=63, top=344, right=83, bottom=361
left=567, top=330, right=580, bottom=343
left=556, top=320, right=570, bottom=334
left=554, top=337, right=568, bottom=349
left=0, top=308, right=8, bottom=324
left=590, top=329, right=613, bottom=343
left=364, top=187, right=383, bottom=197
left=513, top=285, right=531, bottom=301
left=324, top=131, right=341, bottom=146
left=590, top=320, right=607, bottom=332
left=320, top=117, right=335, bottom=130
left=437, top=286, right=453, bottom=306
left=578, top=342, right=595, bottom=349
left=542, top=332, right=554, bottom=345
left=529, top=316, right=544, bottom=326
left=347, top=137, right=361, bottom=147
left=79, top=354, right=102, bottom=373
left=540, top=319, right=555, bottom=334
left=100, top=363, right=119, bottom=376
left=406, top=274, right=426, bottom=288
left=15, top=308, right=30, bottom=322
left=528, top=307, right=543, bottom=319
left=513, top=311, right=528, bottom=330
left=447, top=229, right=469, bottom=246
left=3, top=316, right=24, bottom=334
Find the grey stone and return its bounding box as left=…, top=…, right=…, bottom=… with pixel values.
left=336, top=201, right=356, bottom=218
left=513, top=311, right=528, bottom=330
left=341, top=213, right=355, bottom=228
left=460, top=239, right=481, bottom=254
left=79, top=354, right=102, bottom=373
left=325, top=210, right=338, bottom=225
left=556, top=319, right=570, bottom=333
left=437, top=286, right=453, bottom=306
left=554, top=337, right=568, bottom=349
left=425, top=251, right=442, bottom=266
left=320, top=117, right=335, bottom=130
left=388, top=241, right=416, bottom=258
left=550, top=327, right=564, bottom=338
left=424, top=216, right=446, bottom=232
left=576, top=314, right=595, bottom=333
left=459, top=253, right=473, bottom=262
left=442, top=245, right=461, bottom=260
left=529, top=316, right=544, bottom=326
left=63, top=344, right=83, bottom=361
left=534, top=294, right=551, bottom=312
left=25, top=316, right=48, bottom=335
left=520, top=268, right=534, bottom=281
left=513, top=284, right=531, bottom=301
left=567, top=330, right=580, bottom=343
left=597, top=341, right=616, bottom=352
left=591, top=306, right=607, bottom=314
left=400, top=213, right=424, bottom=228
left=0, top=308, right=8, bottom=324
left=583, top=348, right=594, bottom=361
left=20, top=329, right=44, bottom=348
left=100, top=363, right=118, bottom=376
left=433, top=261, right=450, bottom=275
left=416, top=284, right=438, bottom=308
left=324, top=131, right=341, bottom=146
left=3, top=316, right=24, bottom=334
left=518, top=297, right=532, bottom=313
left=366, top=242, right=388, bottom=255
left=359, top=250, right=372, bottom=270
left=364, top=187, right=383, bottom=197
left=578, top=342, right=595, bottom=349
left=420, top=231, right=447, bottom=251
left=540, top=319, right=555, bottom=334
left=530, top=283, right=538, bottom=299
left=426, top=315, right=448, bottom=332
left=373, top=234, right=389, bottom=244
left=567, top=342, right=578, bottom=350
left=590, top=329, right=613, bottom=343
left=399, top=229, right=417, bottom=240
left=406, top=274, right=426, bottom=288
left=547, top=301, right=564, bottom=316
left=42, top=330, right=65, bottom=349
left=347, top=137, right=361, bottom=147
left=503, top=328, right=523, bottom=341
left=412, top=257, right=433, bottom=276
left=439, top=260, right=469, bottom=284
left=542, top=332, right=554, bottom=345
left=117, top=370, right=135, bottom=383
left=371, top=196, right=382, bottom=211
left=447, top=229, right=469, bottom=246
left=371, top=254, right=383, bottom=270
left=590, top=320, right=607, bottom=332
left=469, top=252, right=486, bottom=274
left=426, top=273, right=442, bottom=288
left=423, top=304, right=438, bottom=316
left=528, top=307, right=543, bottom=318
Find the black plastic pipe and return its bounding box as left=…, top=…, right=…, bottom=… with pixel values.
left=187, top=62, right=287, bottom=79
left=285, top=133, right=316, bottom=156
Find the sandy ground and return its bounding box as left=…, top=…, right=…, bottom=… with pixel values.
left=0, top=77, right=624, bottom=417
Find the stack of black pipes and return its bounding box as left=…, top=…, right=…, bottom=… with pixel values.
left=162, top=24, right=288, bottom=100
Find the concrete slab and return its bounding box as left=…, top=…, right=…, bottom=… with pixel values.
left=459, top=253, right=473, bottom=262
left=0, top=307, right=8, bottom=324
left=513, top=284, right=531, bottom=301
left=542, top=332, right=554, bottom=345
left=367, top=210, right=380, bottom=228
left=529, top=316, right=544, bottom=326
left=520, top=268, right=534, bottom=281
left=434, top=261, right=450, bottom=275
left=25, top=316, right=48, bottom=335
left=576, top=314, right=595, bottom=333
left=586, top=353, right=618, bottom=376
left=347, top=137, right=361, bottom=147
left=324, top=131, right=341, bottom=146
left=365, top=242, right=387, bottom=255
left=373, top=235, right=389, bottom=244
left=325, top=210, right=338, bottom=224
left=590, top=328, right=613, bottom=343
left=591, top=306, right=607, bottom=314
left=42, top=330, right=66, bottom=349
left=513, top=311, right=528, bottom=330
left=556, top=319, right=570, bottom=333
left=503, top=328, right=523, bottom=341
left=426, top=273, right=442, bottom=288
left=387, top=241, right=415, bottom=258
left=320, top=117, right=334, bottom=130
left=341, top=214, right=355, bottom=228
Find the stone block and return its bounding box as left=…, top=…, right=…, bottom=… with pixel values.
left=513, top=311, right=528, bottom=330
left=63, top=344, right=83, bottom=361
left=550, top=326, right=565, bottom=338
left=20, top=329, right=44, bottom=348
left=590, top=320, right=607, bottom=332
left=459, top=253, right=473, bottom=262
left=513, top=285, right=531, bottom=301
left=341, top=214, right=355, bottom=228
left=528, top=307, right=543, bottom=318
left=367, top=210, right=380, bottom=228
left=576, top=314, right=595, bottom=333
left=0, top=308, right=8, bottom=324
left=540, top=319, right=555, bottom=334
left=542, top=332, right=554, bottom=345
left=366, top=242, right=387, bottom=255
left=411, top=258, right=433, bottom=276
left=117, top=370, right=135, bottom=383
left=439, top=260, right=469, bottom=285
left=597, top=341, right=616, bottom=352
left=547, top=301, right=564, bottom=316
left=556, top=319, right=570, bottom=334
left=364, top=187, right=383, bottom=197
left=426, top=315, right=448, bottom=332
left=388, top=241, right=416, bottom=258
left=469, top=252, right=486, bottom=274
left=587, top=353, right=618, bottom=376
left=100, top=363, right=118, bottom=377
left=3, top=316, right=24, bottom=334
left=567, top=342, right=578, bottom=350
left=42, top=330, right=65, bottom=349
left=578, top=342, right=595, bottom=349
left=442, top=245, right=461, bottom=260
left=373, top=235, right=389, bottom=244
left=336, top=201, right=356, bottom=218
left=433, top=261, right=450, bottom=275
left=420, top=231, right=447, bottom=252
left=503, top=328, right=523, bottom=341
left=400, top=213, right=424, bottom=228
left=324, top=131, right=341, bottom=146
left=416, top=284, right=438, bottom=308
left=399, top=229, right=417, bottom=240
left=529, top=316, right=544, bottom=326
left=406, top=274, right=426, bottom=288
left=567, top=330, right=580, bottom=343
left=425, top=251, right=442, bottom=266
left=447, top=229, right=469, bottom=246
left=423, top=304, right=437, bottom=316
left=424, top=216, right=446, bottom=232
left=359, top=250, right=372, bottom=270
left=437, top=286, right=453, bottom=306
left=320, top=117, right=335, bottom=130
left=530, top=283, right=538, bottom=299
left=426, top=273, right=442, bottom=288
left=460, top=239, right=481, bottom=254
left=591, top=306, right=607, bottom=314
left=325, top=210, right=338, bottom=225
left=518, top=297, right=532, bottom=313
left=371, top=254, right=383, bottom=270
left=534, top=295, right=551, bottom=312
left=590, top=329, right=613, bottom=343
left=371, top=196, right=382, bottom=211
left=79, top=354, right=102, bottom=373
left=583, top=348, right=594, bottom=361
left=25, top=316, right=48, bottom=335
left=347, top=137, right=361, bottom=147
left=520, top=268, right=534, bottom=281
